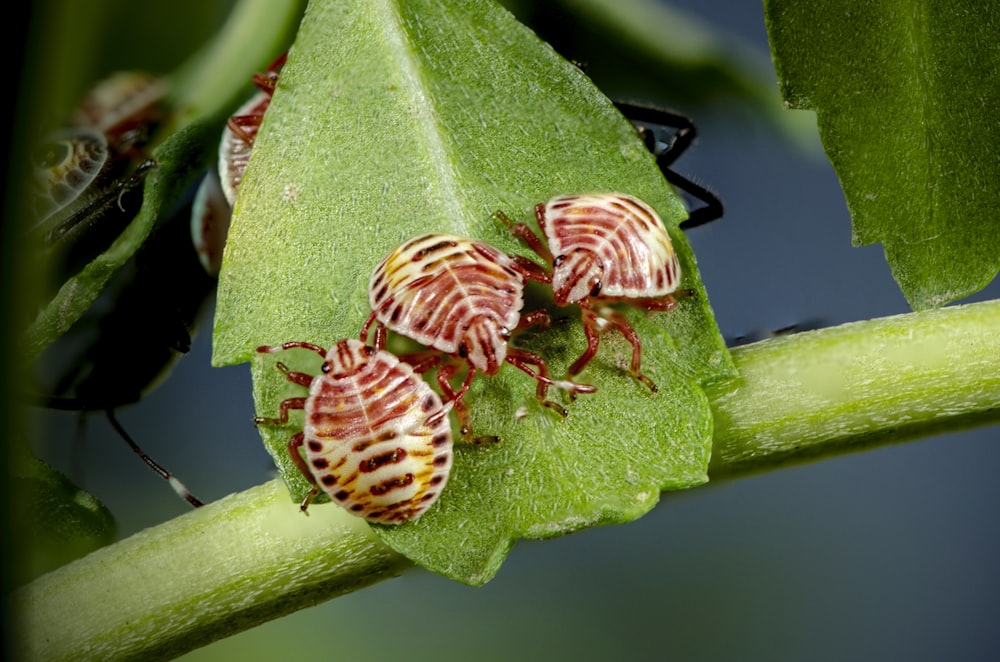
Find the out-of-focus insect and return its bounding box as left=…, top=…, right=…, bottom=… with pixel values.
left=726, top=319, right=828, bottom=348
left=29, top=70, right=212, bottom=507
left=70, top=70, right=167, bottom=154
left=37, top=183, right=215, bottom=508
left=496, top=193, right=683, bottom=391
left=363, top=233, right=597, bottom=440
left=254, top=338, right=453, bottom=524
left=30, top=70, right=167, bottom=283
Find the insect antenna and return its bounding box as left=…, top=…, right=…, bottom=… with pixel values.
left=104, top=409, right=204, bottom=508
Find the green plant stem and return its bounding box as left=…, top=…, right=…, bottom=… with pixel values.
left=11, top=480, right=412, bottom=662
left=707, top=298, right=1000, bottom=477
left=12, top=299, right=1000, bottom=661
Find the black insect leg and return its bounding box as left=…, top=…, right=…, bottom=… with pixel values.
left=614, top=102, right=724, bottom=230
left=105, top=409, right=204, bottom=508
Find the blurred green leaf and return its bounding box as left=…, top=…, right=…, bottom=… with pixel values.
left=11, top=453, right=116, bottom=586
left=765, top=0, right=1000, bottom=309
left=216, top=0, right=733, bottom=585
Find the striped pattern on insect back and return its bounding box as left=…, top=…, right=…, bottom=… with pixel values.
left=369, top=233, right=525, bottom=375
left=543, top=193, right=680, bottom=300
left=302, top=339, right=453, bottom=524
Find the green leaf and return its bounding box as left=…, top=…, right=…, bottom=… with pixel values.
left=11, top=454, right=116, bottom=586
left=22, top=0, right=304, bottom=361
left=764, top=0, right=1000, bottom=309
left=215, top=0, right=733, bottom=585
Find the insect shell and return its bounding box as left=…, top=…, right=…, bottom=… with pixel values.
left=190, top=168, right=232, bottom=277
left=217, top=90, right=270, bottom=207
left=497, top=193, right=682, bottom=391
left=254, top=338, right=453, bottom=524
left=193, top=53, right=286, bottom=276
left=363, top=233, right=597, bottom=439
left=539, top=193, right=681, bottom=304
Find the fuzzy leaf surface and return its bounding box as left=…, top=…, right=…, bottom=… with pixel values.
left=215, top=0, right=733, bottom=585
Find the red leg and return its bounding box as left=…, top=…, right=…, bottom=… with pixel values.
left=633, top=294, right=679, bottom=312
left=509, top=254, right=552, bottom=285
left=254, top=396, right=307, bottom=426
left=495, top=209, right=554, bottom=264
left=254, top=344, right=324, bottom=424
left=398, top=349, right=445, bottom=375
left=567, top=308, right=603, bottom=380
left=227, top=113, right=264, bottom=145
left=287, top=432, right=320, bottom=514
left=435, top=363, right=488, bottom=442
left=506, top=347, right=596, bottom=417
left=257, top=341, right=328, bottom=360
left=569, top=306, right=657, bottom=392
left=252, top=51, right=287, bottom=94
left=606, top=311, right=657, bottom=392
left=360, top=311, right=387, bottom=349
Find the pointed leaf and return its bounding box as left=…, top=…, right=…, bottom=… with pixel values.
left=215, top=0, right=733, bottom=585
left=765, top=0, right=1000, bottom=309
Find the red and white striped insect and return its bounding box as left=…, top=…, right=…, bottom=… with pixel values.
left=363, top=233, right=596, bottom=439
left=218, top=52, right=286, bottom=206
left=497, top=193, right=683, bottom=391
left=254, top=338, right=454, bottom=524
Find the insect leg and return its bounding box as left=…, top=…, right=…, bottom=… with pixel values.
left=495, top=209, right=554, bottom=263
left=614, top=102, right=723, bottom=230
left=287, top=431, right=320, bottom=514
left=257, top=341, right=328, bottom=360
left=506, top=348, right=597, bottom=417
left=434, top=363, right=492, bottom=442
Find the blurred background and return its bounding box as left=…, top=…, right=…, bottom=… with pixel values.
left=13, top=0, right=1000, bottom=660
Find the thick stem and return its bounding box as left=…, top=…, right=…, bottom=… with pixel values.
left=11, top=480, right=411, bottom=662
left=707, top=298, right=1000, bottom=478
left=11, top=300, right=1000, bottom=661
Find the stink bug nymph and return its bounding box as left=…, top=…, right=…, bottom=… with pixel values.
left=363, top=233, right=597, bottom=439
left=497, top=193, right=683, bottom=391
left=254, top=338, right=454, bottom=524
